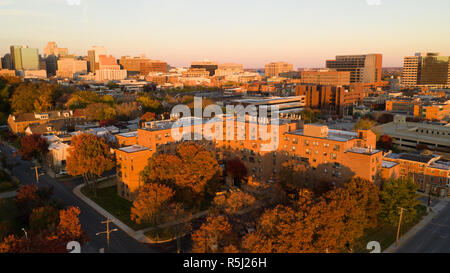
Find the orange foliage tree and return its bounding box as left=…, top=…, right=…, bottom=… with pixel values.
left=191, top=215, right=236, bottom=253
left=213, top=191, right=255, bottom=215
left=0, top=206, right=87, bottom=253
left=142, top=142, right=221, bottom=207
left=66, top=133, right=114, bottom=196
left=130, top=183, right=174, bottom=225
left=242, top=178, right=380, bottom=253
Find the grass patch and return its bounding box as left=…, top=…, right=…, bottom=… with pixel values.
left=81, top=185, right=148, bottom=230
left=0, top=197, right=20, bottom=237
left=354, top=204, right=428, bottom=252
left=0, top=169, right=18, bottom=193
left=145, top=227, right=176, bottom=242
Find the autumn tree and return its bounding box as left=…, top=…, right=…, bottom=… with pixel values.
left=139, top=112, right=156, bottom=127
left=226, top=158, right=247, bottom=185
left=10, top=83, right=52, bottom=113
left=243, top=179, right=381, bottom=253
left=191, top=215, right=235, bottom=253
left=354, top=118, right=379, bottom=140
left=279, top=160, right=313, bottom=198
left=65, top=90, right=101, bottom=109
left=141, top=143, right=221, bottom=207
left=130, top=183, right=174, bottom=225
left=18, top=134, right=49, bottom=162
left=15, top=185, right=40, bottom=224
left=115, top=102, right=140, bottom=121
left=299, top=108, right=322, bottom=124
left=213, top=191, right=255, bottom=215
left=66, top=134, right=115, bottom=196
left=57, top=206, right=87, bottom=243
left=379, top=177, right=420, bottom=226
left=84, top=102, right=116, bottom=121
left=137, top=95, right=162, bottom=113
left=29, top=205, right=60, bottom=234
left=378, top=135, right=393, bottom=150
left=242, top=204, right=316, bottom=253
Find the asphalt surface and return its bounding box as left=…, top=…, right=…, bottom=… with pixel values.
left=0, top=143, right=172, bottom=253
left=396, top=199, right=450, bottom=253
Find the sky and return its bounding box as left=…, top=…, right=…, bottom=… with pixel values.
left=1, top=0, right=449, bottom=68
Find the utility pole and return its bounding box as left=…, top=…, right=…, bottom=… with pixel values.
left=396, top=207, right=407, bottom=247
left=30, top=165, right=44, bottom=186
left=204, top=229, right=207, bottom=253
left=96, top=219, right=118, bottom=252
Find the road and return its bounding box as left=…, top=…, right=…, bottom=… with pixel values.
left=0, top=143, right=168, bottom=253
left=396, top=199, right=450, bottom=253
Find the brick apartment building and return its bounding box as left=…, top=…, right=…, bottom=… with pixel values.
left=114, top=115, right=382, bottom=200
left=383, top=152, right=450, bottom=196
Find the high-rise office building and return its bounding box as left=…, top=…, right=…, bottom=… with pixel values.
left=402, top=52, right=450, bottom=88
left=1, top=54, right=12, bottom=70
left=300, top=70, right=351, bottom=86
left=10, top=45, right=39, bottom=70
left=140, top=60, right=168, bottom=75
left=56, top=57, right=88, bottom=78
left=10, top=45, right=24, bottom=70
left=45, top=55, right=58, bottom=77
left=87, top=46, right=107, bottom=73
left=326, top=54, right=382, bottom=84
left=191, top=60, right=218, bottom=76
left=265, top=62, right=293, bottom=77
left=43, top=41, right=68, bottom=57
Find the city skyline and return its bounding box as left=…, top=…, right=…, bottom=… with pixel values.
left=1, top=0, right=450, bottom=68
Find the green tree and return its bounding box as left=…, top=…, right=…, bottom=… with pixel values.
left=379, top=178, right=420, bottom=226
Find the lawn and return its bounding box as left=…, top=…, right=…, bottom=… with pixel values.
left=354, top=204, right=428, bottom=252
left=0, top=169, right=18, bottom=193
left=0, top=197, right=20, bottom=237
left=145, top=227, right=177, bottom=242
left=81, top=185, right=149, bottom=231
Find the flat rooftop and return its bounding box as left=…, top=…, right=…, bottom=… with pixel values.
left=384, top=152, right=440, bottom=163
left=345, top=147, right=381, bottom=155
left=118, top=131, right=138, bottom=138
left=377, top=121, right=450, bottom=147
left=118, top=145, right=150, bottom=153
left=232, top=96, right=303, bottom=105
left=382, top=160, right=399, bottom=169
left=429, top=161, right=450, bottom=171
left=288, top=128, right=358, bottom=142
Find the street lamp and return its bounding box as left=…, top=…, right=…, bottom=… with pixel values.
left=21, top=228, right=28, bottom=240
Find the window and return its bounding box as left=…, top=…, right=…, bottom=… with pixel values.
left=304, top=140, right=310, bottom=146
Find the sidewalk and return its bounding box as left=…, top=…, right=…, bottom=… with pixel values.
left=0, top=189, right=17, bottom=199
left=73, top=184, right=141, bottom=241
left=383, top=200, right=449, bottom=253
left=73, top=183, right=209, bottom=244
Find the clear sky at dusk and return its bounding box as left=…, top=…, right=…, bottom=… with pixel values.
left=1, top=0, right=449, bottom=68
